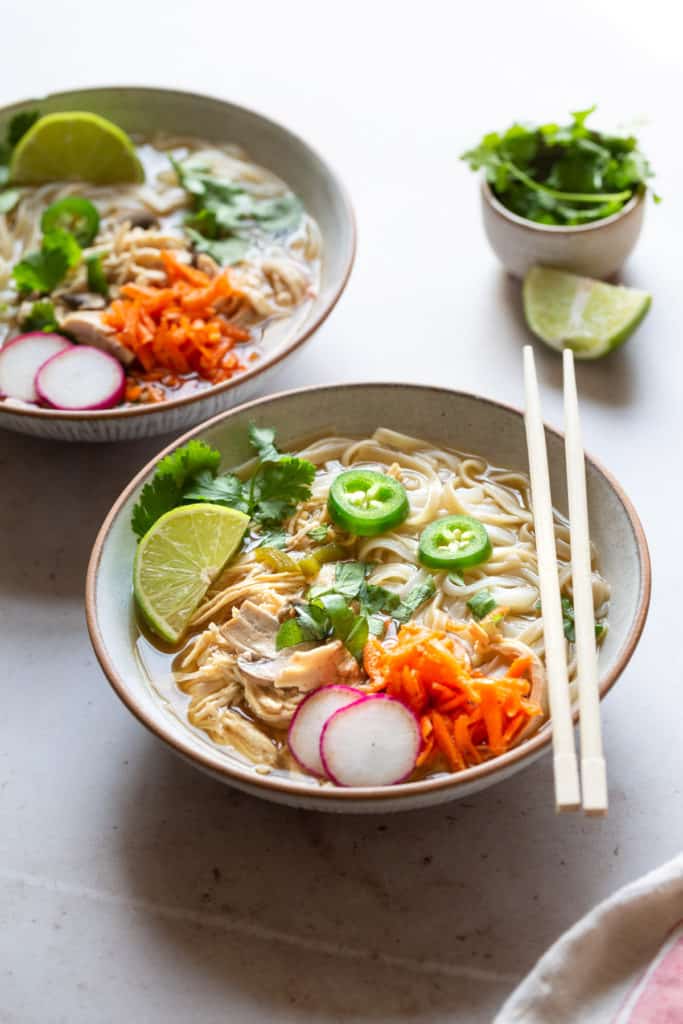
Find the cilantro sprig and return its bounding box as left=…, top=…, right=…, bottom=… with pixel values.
left=131, top=426, right=316, bottom=539
left=276, top=562, right=436, bottom=660
left=12, top=228, right=81, bottom=294
left=461, top=106, right=657, bottom=226
left=172, top=158, right=303, bottom=266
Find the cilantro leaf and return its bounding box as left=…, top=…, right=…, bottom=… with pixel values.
left=275, top=617, right=307, bottom=650
left=344, top=615, right=369, bottom=662
left=250, top=456, right=316, bottom=525
left=86, top=253, right=109, bottom=297
left=131, top=440, right=223, bottom=538
left=333, top=561, right=367, bottom=599
left=185, top=228, right=248, bottom=267
left=248, top=424, right=280, bottom=462
left=360, top=583, right=401, bottom=615
left=173, top=157, right=303, bottom=266
left=156, top=440, right=221, bottom=486
left=467, top=589, right=497, bottom=620
left=7, top=109, right=40, bottom=148
left=22, top=300, right=59, bottom=332
left=12, top=229, right=81, bottom=294
left=394, top=577, right=436, bottom=623
left=131, top=474, right=182, bottom=540
left=255, top=528, right=287, bottom=549
left=182, top=469, right=248, bottom=512
left=461, top=106, right=656, bottom=226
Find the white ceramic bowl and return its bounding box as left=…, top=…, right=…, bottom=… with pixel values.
left=0, top=87, right=355, bottom=442
left=86, top=383, right=651, bottom=813
left=481, top=180, right=645, bottom=280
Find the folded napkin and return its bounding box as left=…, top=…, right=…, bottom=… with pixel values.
left=494, top=854, right=683, bottom=1023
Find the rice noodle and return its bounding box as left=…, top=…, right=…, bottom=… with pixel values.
left=164, top=429, right=610, bottom=773
left=0, top=134, right=320, bottom=350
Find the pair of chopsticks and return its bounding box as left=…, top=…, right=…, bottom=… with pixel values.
left=523, top=345, right=607, bottom=816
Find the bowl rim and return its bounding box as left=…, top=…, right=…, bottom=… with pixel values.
left=481, top=177, right=644, bottom=235
left=85, top=381, right=652, bottom=805
left=0, top=84, right=356, bottom=424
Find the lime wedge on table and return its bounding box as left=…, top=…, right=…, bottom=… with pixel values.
left=10, top=112, right=144, bottom=185
left=134, top=504, right=249, bottom=644
left=523, top=266, right=651, bottom=359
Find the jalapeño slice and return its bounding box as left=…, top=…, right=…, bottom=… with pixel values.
left=328, top=469, right=409, bottom=537
left=418, top=514, right=491, bottom=570
left=41, top=196, right=100, bottom=247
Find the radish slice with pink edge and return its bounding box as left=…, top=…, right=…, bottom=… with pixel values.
left=0, top=332, right=72, bottom=402
left=35, top=345, right=125, bottom=410
left=288, top=685, right=366, bottom=777
left=320, top=694, right=421, bottom=787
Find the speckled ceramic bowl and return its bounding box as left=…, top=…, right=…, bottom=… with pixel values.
left=0, top=87, right=355, bottom=442
left=86, top=384, right=651, bottom=813
left=481, top=179, right=645, bottom=279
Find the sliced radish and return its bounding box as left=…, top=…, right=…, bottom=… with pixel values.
left=320, top=694, right=421, bottom=787
left=288, top=685, right=365, bottom=777
left=35, top=345, right=125, bottom=410
left=0, top=332, right=72, bottom=402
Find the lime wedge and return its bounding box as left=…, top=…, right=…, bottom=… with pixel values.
left=523, top=266, right=651, bottom=359
left=134, top=504, right=249, bottom=644
left=10, top=111, right=144, bottom=185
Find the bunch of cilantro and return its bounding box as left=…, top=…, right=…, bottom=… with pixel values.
left=131, top=425, right=316, bottom=539
left=461, top=106, right=657, bottom=226
left=276, top=560, right=436, bottom=660
left=172, top=158, right=303, bottom=266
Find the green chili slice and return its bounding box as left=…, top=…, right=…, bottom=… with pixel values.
left=328, top=470, right=409, bottom=537
left=41, top=197, right=100, bottom=247
left=418, top=514, right=491, bottom=570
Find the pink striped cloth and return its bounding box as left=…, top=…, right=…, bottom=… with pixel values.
left=495, top=855, right=683, bottom=1023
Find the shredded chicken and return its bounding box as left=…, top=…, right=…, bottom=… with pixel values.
left=59, top=310, right=135, bottom=366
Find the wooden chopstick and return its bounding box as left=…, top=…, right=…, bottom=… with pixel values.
left=563, top=349, right=608, bottom=816
left=523, top=346, right=581, bottom=812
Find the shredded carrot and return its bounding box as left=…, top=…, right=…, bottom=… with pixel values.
left=103, top=251, right=251, bottom=384
left=363, top=622, right=541, bottom=774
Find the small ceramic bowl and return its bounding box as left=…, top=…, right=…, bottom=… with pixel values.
left=86, top=383, right=651, bottom=814
left=480, top=179, right=645, bottom=280
left=0, top=87, right=355, bottom=442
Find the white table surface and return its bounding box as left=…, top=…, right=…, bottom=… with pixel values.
left=2, top=2, right=681, bottom=1021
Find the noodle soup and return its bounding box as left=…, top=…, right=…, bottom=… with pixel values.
left=134, top=427, right=610, bottom=788
left=0, top=116, right=320, bottom=410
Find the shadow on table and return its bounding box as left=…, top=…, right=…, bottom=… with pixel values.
left=0, top=430, right=172, bottom=599
left=496, top=272, right=639, bottom=409
left=115, top=739, right=613, bottom=1021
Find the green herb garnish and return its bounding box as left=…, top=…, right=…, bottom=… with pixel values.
left=86, top=253, right=109, bottom=297
left=12, top=229, right=81, bottom=294
left=561, top=596, right=605, bottom=643
left=131, top=440, right=222, bottom=538
left=22, top=299, right=59, bottom=332
left=132, top=428, right=315, bottom=539
left=467, top=588, right=497, bottom=620
left=173, top=157, right=303, bottom=265
left=461, top=106, right=656, bottom=226
left=393, top=578, right=437, bottom=623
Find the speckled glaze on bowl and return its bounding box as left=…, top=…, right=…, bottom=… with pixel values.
left=0, top=87, right=355, bottom=442
left=86, top=384, right=651, bottom=813
left=481, top=179, right=645, bottom=280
